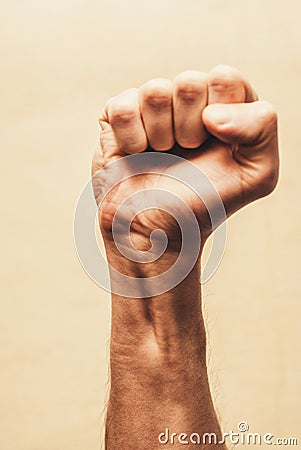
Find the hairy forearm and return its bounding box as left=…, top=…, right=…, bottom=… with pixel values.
left=104, top=240, right=226, bottom=449
left=91, top=65, right=279, bottom=450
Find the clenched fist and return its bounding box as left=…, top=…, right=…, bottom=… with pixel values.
left=96, top=66, right=280, bottom=449
left=93, top=65, right=279, bottom=245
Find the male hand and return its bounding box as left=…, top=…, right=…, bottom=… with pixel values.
left=93, top=65, right=279, bottom=245
left=95, top=66, right=279, bottom=449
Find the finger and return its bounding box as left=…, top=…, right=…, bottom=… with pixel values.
left=105, top=88, right=148, bottom=154
left=173, top=71, right=208, bottom=148
left=208, top=65, right=258, bottom=104
left=139, top=78, right=174, bottom=151
left=202, top=101, right=278, bottom=158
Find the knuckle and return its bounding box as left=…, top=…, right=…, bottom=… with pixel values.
left=143, top=91, right=171, bottom=111
left=109, top=103, right=137, bottom=125
left=140, top=78, right=172, bottom=111
left=257, top=101, right=278, bottom=129
left=209, top=65, right=243, bottom=91
left=174, top=71, right=208, bottom=103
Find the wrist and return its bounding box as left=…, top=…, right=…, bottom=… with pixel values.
left=108, top=257, right=206, bottom=358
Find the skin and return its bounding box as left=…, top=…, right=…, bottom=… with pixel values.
left=92, top=65, right=279, bottom=449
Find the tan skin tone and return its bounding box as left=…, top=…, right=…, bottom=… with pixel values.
left=92, top=65, right=279, bottom=449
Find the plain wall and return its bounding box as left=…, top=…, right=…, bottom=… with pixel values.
left=1, top=1, right=300, bottom=448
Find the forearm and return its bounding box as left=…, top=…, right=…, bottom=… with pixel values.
left=91, top=65, right=279, bottom=450
left=104, top=241, right=226, bottom=449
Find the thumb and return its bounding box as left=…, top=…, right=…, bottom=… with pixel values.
left=202, top=101, right=278, bottom=157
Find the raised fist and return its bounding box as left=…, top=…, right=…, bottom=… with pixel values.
left=93, top=65, right=279, bottom=245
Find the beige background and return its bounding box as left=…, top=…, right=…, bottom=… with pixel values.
left=1, top=0, right=300, bottom=449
